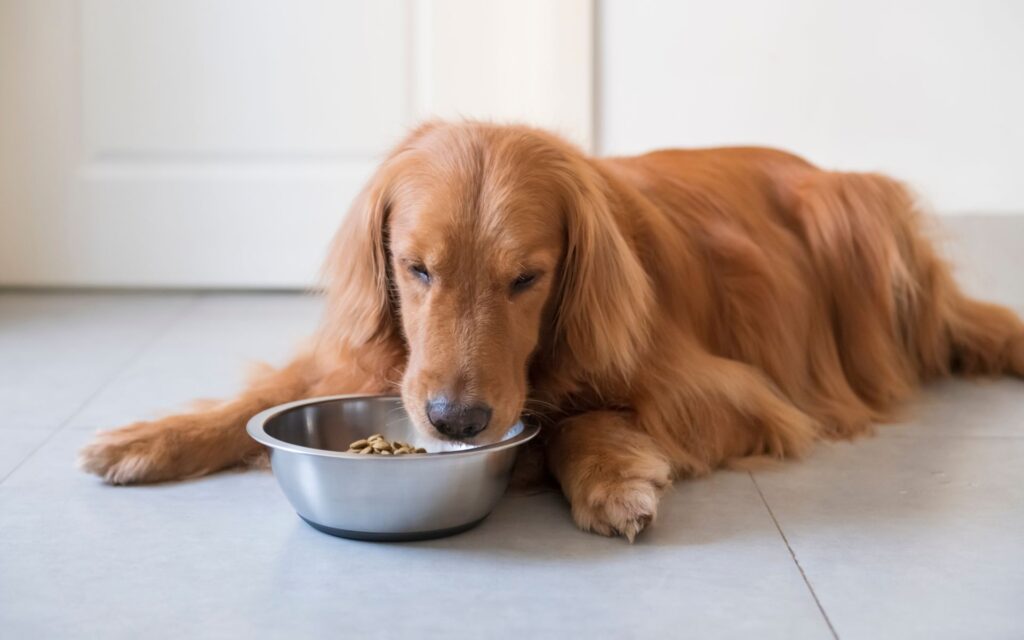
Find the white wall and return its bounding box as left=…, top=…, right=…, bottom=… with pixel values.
left=599, top=0, right=1024, bottom=215
left=2, top=0, right=1019, bottom=288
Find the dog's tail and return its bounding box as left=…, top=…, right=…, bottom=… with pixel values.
left=786, top=171, right=1024, bottom=413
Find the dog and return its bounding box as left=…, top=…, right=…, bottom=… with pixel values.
left=80, top=121, right=1024, bottom=541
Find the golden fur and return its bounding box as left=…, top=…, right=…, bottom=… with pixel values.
left=80, top=121, right=1024, bottom=540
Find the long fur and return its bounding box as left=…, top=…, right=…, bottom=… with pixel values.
left=80, top=122, right=1024, bottom=540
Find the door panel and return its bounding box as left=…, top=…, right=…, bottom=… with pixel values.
left=81, top=0, right=409, bottom=156
left=0, top=0, right=593, bottom=287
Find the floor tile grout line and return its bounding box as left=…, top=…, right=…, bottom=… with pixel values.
left=0, top=295, right=206, bottom=485
left=749, top=471, right=840, bottom=640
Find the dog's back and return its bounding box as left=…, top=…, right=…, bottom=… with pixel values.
left=599, top=145, right=1024, bottom=445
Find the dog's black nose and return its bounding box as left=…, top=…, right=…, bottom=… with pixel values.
left=425, top=397, right=492, bottom=439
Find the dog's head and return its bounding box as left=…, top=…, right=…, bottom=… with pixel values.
left=322, top=122, right=651, bottom=443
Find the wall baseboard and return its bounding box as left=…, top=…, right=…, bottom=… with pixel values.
left=3, top=214, right=1020, bottom=306
left=938, top=214, right=1024, bottom=311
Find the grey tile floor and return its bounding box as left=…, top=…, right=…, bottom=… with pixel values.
left=1, top=290, right=1022, bottom=639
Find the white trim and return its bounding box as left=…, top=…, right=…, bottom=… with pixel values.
left=413, top=0, right=594, bottom=152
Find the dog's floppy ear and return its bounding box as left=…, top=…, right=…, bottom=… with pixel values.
left=553, top=156, right=653, bottom=379
left=319, top=124, right=436, bottom=351
left=320, top=168, right=394, bottom=349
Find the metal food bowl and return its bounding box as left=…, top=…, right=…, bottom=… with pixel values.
left=247, top=394, right=539, bottom=541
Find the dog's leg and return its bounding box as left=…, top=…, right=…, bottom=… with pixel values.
left=78, top=350, right=391, bottom=484
left=78, top=353, right=318, bottom=484
left=547, top=346, right=820, bottom=541
left=546, top=411, right=673, bottom=542
left=644, top=343, right=822, bottom=466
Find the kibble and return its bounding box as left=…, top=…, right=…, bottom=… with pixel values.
left=347, top=433, right=427, bottom=455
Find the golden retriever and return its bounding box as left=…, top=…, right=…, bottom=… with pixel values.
left=80, top=121, right=1024, bottom=541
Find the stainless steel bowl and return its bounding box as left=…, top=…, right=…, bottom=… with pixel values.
left=247, top=394, right=539, bottom=541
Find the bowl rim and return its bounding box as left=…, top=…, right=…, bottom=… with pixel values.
left=246, top=393, right=540, bottom=460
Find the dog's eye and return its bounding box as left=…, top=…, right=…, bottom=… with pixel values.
left=510, top=273, right=537, bottom=293
left=409, top=264, right=431, bottom=284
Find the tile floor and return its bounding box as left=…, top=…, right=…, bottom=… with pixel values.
left=1, top=289, right=1022, bottom=639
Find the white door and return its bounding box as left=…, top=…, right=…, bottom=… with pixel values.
left=0, top=0, right=592, bottom=288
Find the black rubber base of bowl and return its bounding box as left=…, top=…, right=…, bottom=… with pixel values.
left=300, top=515, right=487, bottom=542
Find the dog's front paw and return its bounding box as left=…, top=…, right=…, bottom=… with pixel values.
left=571, top=477, right=666, bottom=543
left=78, top=422, right=177, bottom=485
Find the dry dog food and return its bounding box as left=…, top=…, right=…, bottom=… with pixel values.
left=347, top=433, right=427, bottom=456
